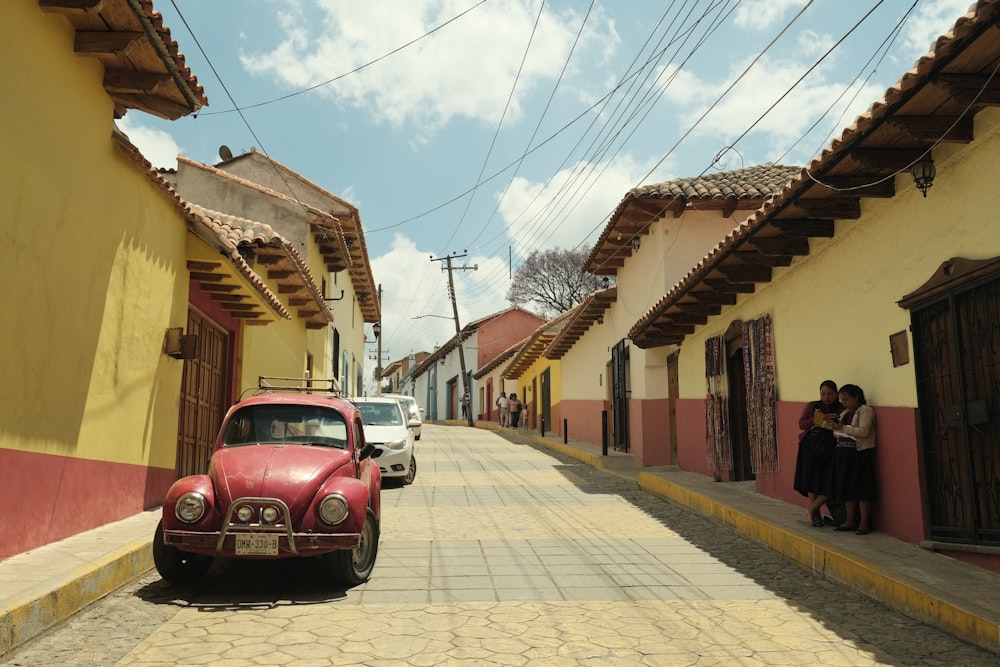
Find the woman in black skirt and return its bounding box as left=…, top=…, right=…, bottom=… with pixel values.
left=793, top=380, right=842, bottom=527
left=829, top=384, right=877, bottom=535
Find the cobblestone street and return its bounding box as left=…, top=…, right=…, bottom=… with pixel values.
left=4, top=425, right=995, bottom=666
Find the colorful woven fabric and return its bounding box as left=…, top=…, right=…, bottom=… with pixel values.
left=742, top=314, right=779, bottom=473
left=704, top=334, right=730, bottom=476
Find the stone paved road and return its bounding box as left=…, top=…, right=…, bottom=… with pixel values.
left=3, top=425, right=996, bottom=666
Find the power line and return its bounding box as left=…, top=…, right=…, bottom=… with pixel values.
left=190, top=1, right=488, bottom=117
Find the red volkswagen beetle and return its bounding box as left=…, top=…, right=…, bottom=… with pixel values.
left=153, top=384, right=381, bottom=585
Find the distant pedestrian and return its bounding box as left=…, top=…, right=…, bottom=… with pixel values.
left=496, top=393, right=510, bottom=427
left=508, top=394, right=521, bottom=428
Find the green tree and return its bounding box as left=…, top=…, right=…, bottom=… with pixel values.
left=506, top=248, right=607, bottom=317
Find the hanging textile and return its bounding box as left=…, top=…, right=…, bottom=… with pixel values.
left=742, top=314, right=779, bottom=473
left=704, top=334, right=730, bottom=477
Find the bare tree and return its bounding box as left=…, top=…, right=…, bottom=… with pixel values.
left=506, top=248, right=607, bottom=317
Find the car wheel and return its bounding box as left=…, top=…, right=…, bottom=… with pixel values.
left=152, top=520, right=213, bottom=584
left=402, top=454, right=417, bottom=485
left=330, top=509, right=379, bottom=585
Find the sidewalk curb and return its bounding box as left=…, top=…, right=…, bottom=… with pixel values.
left=0, top=539, right=152, bottom=655
left=633, top=472, right=999, bottom=655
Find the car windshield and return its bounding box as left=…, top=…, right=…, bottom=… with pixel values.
left=222, top=405, right=348, bottom=448
left=358, top=402, right=403, bottom=426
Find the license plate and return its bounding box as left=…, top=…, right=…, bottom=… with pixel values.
left=235, top=533, right=279, bottom=556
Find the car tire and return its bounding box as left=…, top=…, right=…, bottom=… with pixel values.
left=402, top=454, right=417, bottom=485
left=152, top=520, right=213, bottom=585
left=330, top=509, right=379, bottom=585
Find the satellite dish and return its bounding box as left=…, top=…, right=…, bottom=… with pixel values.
left=219, top=145, right=233, bottom=161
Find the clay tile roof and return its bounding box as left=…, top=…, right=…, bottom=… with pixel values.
left=545, top=286, right=617, bottom=360
left=503, top=307, right=580, bottom=380
left=189, top=204, right=336, bottom=329
left=627, top=0, right=1000, bottom=349
left=630, top=163, right=801, bottom=200
left=112, top=129, right=290, bottom=322
left=43, top=0, right=207, bottom=119
left=585, top=164, right=801, bottom=275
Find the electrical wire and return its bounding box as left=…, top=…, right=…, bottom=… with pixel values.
left=191, top=1, right=488, bottom=117
left=442, top=0, right=548, bottom=251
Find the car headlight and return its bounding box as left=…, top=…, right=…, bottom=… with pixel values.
left=386, top=438, right=407, bottom=450
left=318, top=494, right=349, bottom=525
left=175, top=492, right=207, bottom=523
left=261, top=506, right=280, bottom=524
left=236, top=505, right=254, bottom=523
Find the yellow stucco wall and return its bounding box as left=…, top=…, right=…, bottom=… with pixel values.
left=519, top=356, right=562, bottom=423
left=1, top=2, right=188, bottom=468
left=560, top=320, right=610, bottom=401
left=677, top=108, right=1000, bottom=407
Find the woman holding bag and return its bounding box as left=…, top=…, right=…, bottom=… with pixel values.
left=793, top=380, right=843, bottom=527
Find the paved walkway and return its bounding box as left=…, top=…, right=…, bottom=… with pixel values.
left=1, top=422, right=998, bottom=659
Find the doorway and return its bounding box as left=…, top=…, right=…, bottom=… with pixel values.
left=908, top=260, right=1000, bottom=546
left=726, top=321, right=754, bottom=482
left=176, top=308, right=229, bottom=478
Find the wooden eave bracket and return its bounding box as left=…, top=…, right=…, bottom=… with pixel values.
left=39, top=0, right=103, bottom=14
left=75, top=31, right=145, bottom=56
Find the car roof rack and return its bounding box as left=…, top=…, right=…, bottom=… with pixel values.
left=256, top=376, right=341, bottom=396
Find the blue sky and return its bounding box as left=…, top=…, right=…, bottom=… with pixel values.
left=125, top=0, right=969, bottom=364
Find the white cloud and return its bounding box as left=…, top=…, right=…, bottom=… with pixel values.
left=238, top=0, right=615, bottom=137
left=117, top=116, right=183, bottom=169
left=498, top=155, right=645, bottom=258
left=659, top=54, right=884, bottom=166
left=370, top=234, right=511, bottom=358
left=900, top=0, right=971, bottom=56
left=733, top=0, right=806, bottom=30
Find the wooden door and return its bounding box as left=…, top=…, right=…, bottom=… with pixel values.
left=176, top=309, right=228, bottom=478
left=611, top=340, right=630, bottom=452
left=912, top=275, right=1000, bottom=546
left=667, top=351, right=679, bottom=463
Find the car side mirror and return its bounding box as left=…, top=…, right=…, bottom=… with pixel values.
left=359, top=442, right=376, bottom=460
left=408, top=418, right=420, bottom=428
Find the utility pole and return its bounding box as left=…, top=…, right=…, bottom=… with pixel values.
left=374, top=283, right=383, bottom=395
left=431, top=251, right=477, bottom=427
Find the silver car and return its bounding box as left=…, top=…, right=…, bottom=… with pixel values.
left=383, top=393, right=422, bottom=440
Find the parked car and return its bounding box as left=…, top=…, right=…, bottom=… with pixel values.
left=383, top=392, right=423, bottom=440
left=354, top=396, right=416, bottom=484
left=153, top=381, right=381, bottom=586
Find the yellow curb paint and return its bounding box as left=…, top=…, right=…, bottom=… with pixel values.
left=634, top=472, right=999, bottom=655
left=0, top=540, right=153, bottom=656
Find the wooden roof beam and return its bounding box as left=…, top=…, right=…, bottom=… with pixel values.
left=691, top=291, right=738, bottom=306
left=674, top=302, right=722, bottom=317
left=767, top=219, right=835, bottom=238
left=748, top=236, right=810, bottom=256
left=936, top=73, right=1000, bottom=106
left=703, top=278, right=756, bottom=294
left=795, top=197, right=861, bottom=219
left=717, top=265, right=772, bottom=283
left=75, top=31, right=145, bottom=57
left=888, top=115, right=974, bottom=143
left=39, top=0, right=103, bottom=14
left=851, top=148, right=926, bottom=172
left=811, top=176, right=895, bottom=198
left=103, top=70, right=173, bottom=96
